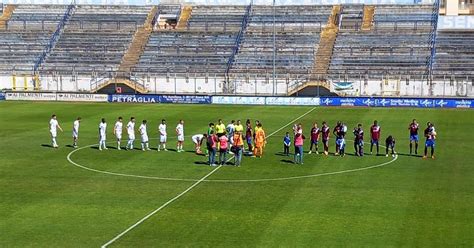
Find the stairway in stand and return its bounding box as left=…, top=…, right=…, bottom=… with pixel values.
left=288, top=5, right=341, bottom=96
left=176, top=5, right=192, bottom=30
left=92, top=6, right=159, bottom=94
left=312, top=5, right=340, bottom=81
left=0, top=5, right=16, bottom=29
left=361, top=5, right=375, bottom=31
left=118, top=6, right=158, bottom=76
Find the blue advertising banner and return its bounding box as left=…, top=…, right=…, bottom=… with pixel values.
left=320, top=97, right=474, bottom=108
left=108, top=94, right=473, bottom=108
left=109, top=94, right=161, bottom=103
left=109, top=94, right=211, bottom=104
left=0, top=92, right=5, bottom=101
left=161, top=95, right=211, bottom=104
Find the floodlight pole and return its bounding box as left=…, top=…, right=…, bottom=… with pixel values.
left=272, top=0, right=276, bottom=95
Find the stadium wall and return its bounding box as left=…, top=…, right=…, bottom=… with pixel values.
left=0, top=75, right=474, bottom=97
left=1, top=75, right=472, bottom=97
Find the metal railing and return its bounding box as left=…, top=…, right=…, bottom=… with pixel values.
left=339, top=20, right=431, bottom=32
left=225, top=1, right=252, bottom=78
left=90, top=72, right=113, bottom=91
left=33, top=3, right=75, bottom=74
left=89, top=71, right=149, bottom=92
left=427, top=0, right=441, bottom=86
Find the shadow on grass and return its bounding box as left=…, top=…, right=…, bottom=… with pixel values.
left=41, top=144, right=55, bottom=148
left=243, top=152, right=255, bottom=157
left=90, top=146, right=112, bottom=150
left=395, top=152, right=422, bottom=158
left=344, top=153, right=358, bottom=157
left=194, top=161, right=210, bottom=166
left=281, top=159, right=295, bottom=164
left=275, top=152, right=294, bottom=156
left=186, top=150, right=201, bottom=155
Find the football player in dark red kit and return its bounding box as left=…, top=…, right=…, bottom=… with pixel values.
left=408, top=119, right=419, bottom=155
left=333, top=121, right=342, bottom=155
left=370, top=120, right=381, bottom=155
left=308, top=122, right=320, bottom=154
left=321, top=121, right=330, bottom=155
left=385, top=135, right=396, bottom=157
left=353, top=123, right=364, bottom=156
left=333, top=121, right=347, bottom=157
left=245, top=119, right=253, bottom=154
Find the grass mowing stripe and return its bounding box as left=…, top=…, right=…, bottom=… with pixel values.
left=101, top=107, right=316, bottom=247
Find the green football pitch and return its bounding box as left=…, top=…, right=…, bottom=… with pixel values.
left=1, top=101, right=473, bottom=247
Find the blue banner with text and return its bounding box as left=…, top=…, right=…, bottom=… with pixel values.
left=109, top=94, right=211, bottom=104
left=319, top=97, right=474, bottom=108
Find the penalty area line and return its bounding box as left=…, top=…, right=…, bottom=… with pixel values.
left=100, top=106, right=316, bottom=247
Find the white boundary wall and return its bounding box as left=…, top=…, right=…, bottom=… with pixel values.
left=1, top=75, right=473, bottom=97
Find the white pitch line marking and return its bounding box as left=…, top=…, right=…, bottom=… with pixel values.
left=206, top=154, right=398, bottom=182
left=67, top=141, right=398, bottom=183
left=67, top=144, right=199, bottom=182
left=99, top=107, right=317, bottom=247
left=100, top=165, right=220, bottom=248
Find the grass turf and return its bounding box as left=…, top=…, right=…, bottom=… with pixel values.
left=0, top=101, right=473, bottom=247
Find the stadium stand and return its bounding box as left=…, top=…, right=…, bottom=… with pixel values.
left=1, top=3, right=472, bottom=96
left=186, top=5, right=247, bottom=32
left=229, top=5, right=332, bottom=76
left=133, top=5, right=246, bottom=77
left=327, top=4, right=434, bottom=81
left=0, top=5, right=67, bottom=74
left=433, top=30, right=474, bottom=79
left=40, top=5, right=150, bottom=77
left=286, top=5, right=340, bottom=95
left=224, top=5, right=336, bottom=94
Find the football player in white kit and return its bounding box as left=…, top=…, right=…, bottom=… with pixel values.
left=176, top=120, right=185, bottom=152
left=226, top=120, right=235, bottom=153
left=72, top=117, right=81, bottom=148
left=114, top=117, right=123, bottom=150
left=139, top=120, right=150, bottom=151
left=49, top=114, right=63, bottom=148
left=126, top=117, right=136, bottom=150
left=191, top=134, right=205, bottom=154
left=158, top=119, right=167, bottom=151
left=98, top=118, right=108, bottom=151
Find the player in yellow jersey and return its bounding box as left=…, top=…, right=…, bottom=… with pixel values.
left=215, top=119, right=226, bottom=137
left=234, top=119, right=244, bottom=133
